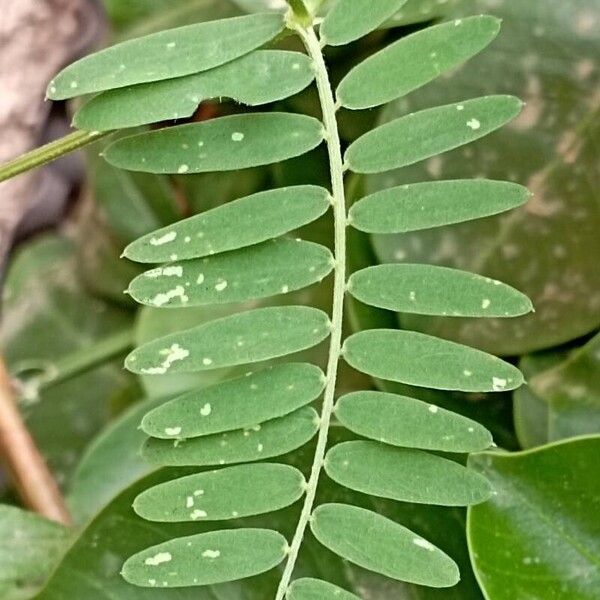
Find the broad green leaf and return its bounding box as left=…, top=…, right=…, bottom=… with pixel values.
left=311, top=504, right=459, bottom=587
left=287, top=578, right=361, bottom=600
left=122, top=528, right=287, bottom=587
left=343, top=329, right=523, bottom=392
left=75, top=50, right=315, bottom=131
left=142, top=363, right=325, bottom=439
left=128, top=239, right=334, bottom=308
left=104, top=113, right=325, bottom=174
left=338, top=16, right=500, bottom=109
left=335, top=391, right=493, bottom=452
left=320, top=0, right=407, bottom=46
left=143, top=406, right=319, bottom=466
left=384, top=0, right=459, bottom=27
left=349, top=180, right=530, bottom=234
left=47, top=13, right=284, bottom=99
left=345, top=96, right=523, bottom=174
left=348, top=264, right=533, bottom=317
left=124, top=185, right=330, bottom=264
left=126, top=306, right=331, bottom=375
left=468, top=436, right=600, bottom=599
left=134, top=463, right=305, bottom=522
left=325, top=441, right=492, bottom=506
left=0, top=506, right=71, bottom=600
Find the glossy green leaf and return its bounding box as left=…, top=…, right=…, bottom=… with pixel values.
left=320, top=0, right=407, bottom=46
left=47, top=13, right=284, bottom=99
left=128, top=239, right=334, bottom=308
left=348, top=264, right=533, bottom=317
left=124, top=185, right=330, bottom=263
left=338, top=16, right=500, bottom=109
left=349, top=179, right=530, bottom=234
left=75, top=50, right=315, bottom=131
left=125, top=306, right=331, bottom=375
left=287, top=578, right=361, bottom=600
left=468, top=436, right=600, bottom=599
left=311, top=504, right=459, bottom=587
left=343, top=329, right=523, bottom=392
left=134, top=463, right=305, bottom=522
left=122, top=528, right=287, bottom=587
left=105, top=112, right=325, bottom=175
left=143, top=406, right=319, bottom=466
left=325, top=441, right=492, bottom=506
left=142, top=363, right=325, bottom=439
left=345, top=96, right=523, bottom=174
left=335, top=391, right=493, bottom=452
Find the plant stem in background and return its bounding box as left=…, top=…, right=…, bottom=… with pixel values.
left=275, top=23, right=347, bottom=599
left=0, top=130, right=109, bottom=184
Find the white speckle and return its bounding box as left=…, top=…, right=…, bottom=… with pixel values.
left=468, top=427, right=475, bottom=433
left=428, top=405, right=439, bottom=414
left=413, top=538, right=435, bottom=551
left=196, top=274, right=205, bottom=285
left=202, top=550, right=221, bottom=559
left=492, top=377, right=508, bottom=391
left=141, top=343, right=190, bottom=375
left=215, top=280, right=228, bottom=292
left=231, top=132, right=245, bottom=142
left=456, top=104, right=465, bottom=111
left=186, top=496, right=194, bottom=508
left=463, top=370, right=473, bottom=377
left=70, top=81, right=78, bottom=89
left=170, top=254, right=178, bottom=261
left=165, top=427, right=182, bottom=436
left=163, top=266, right=183, bottom=277
left=178, top=164, right=190, bottom=174
left=292, top=62, right=301, bottom=70
left=145, top=552, right=172, bottom=566
left=149, top=579, right=156, bottom=586
left=150, top=231, right=177, bottom=246
left=257, top=443, right=264, bottom=453
left=191, top=509, right=208, bottom=520
left=467, top=118, right=481, bottom=130
left=200, top=403, right=212, bottom=417
left=151, top=285, right=188, bottom=307
left=167, top=42, right=176, bottom=49
left=194, top=489, right=204, bottom=496
left=454, top=19, right=463, bottom=26
left=281, top=285, right=289, bottom=294
left=202, top=358, right=213, bottom=366
left=49, top=85, right=57, bottom=95
left=482, top=298, right=491, bottom=309
left=232, top=511, right=239, bottom=517
left=409, top=291, right=417, bottom=301
left=184, top=236, right=191, bottom=243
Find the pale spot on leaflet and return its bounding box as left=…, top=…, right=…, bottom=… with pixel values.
left=482, top=298, right=491, bottom=309
left=467, top=118, right=481, bottom=130
left=178, top=164, right=190, bottom=174
left=191, top=509, right=208, bottom=520
left=413, top=538, right=435, bottom=551
left=145, top=552, right=172, bottom=566
left=492, top=377, right=508, bottom=391
left=231, top=132, right=245, bottom=142
left=200, top=403, right=212, bottom=417
left=165, top=427, right=182, bottom=436
left=203, top=358, right=213, bottom=366
left=215, top=280, right=228, bottom=292
left=428, top=405, right=439, bottom=414
left=150, top=231, right=177, bottom=246
left=202, top=550, right=221, bottom=559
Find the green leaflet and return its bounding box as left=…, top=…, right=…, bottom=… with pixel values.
left=47, top=13, right=284, bottom=99
left=142, top=406, right=319, bottom=466
left=468, top=436, right=600, bottom=599
left=348, top=264, right=533, bottom=318
left=75, top=50, right=315, bottom=131
left=133, top=464, right=305, bottom=522
left=335, top=391, right=492, bottom=453
left=348, top=180, right=530, bottom=233
left=337, top=16, right=500, bottom=109
left=345, top=96, right=523, bottom=174
left=141, top=363, right=325, bottom=439
left=128, top=239, right=334, bottom=308
left=320, top=0, right=407, bottom=46
left=343, top=329, right=523, bottom=392
left=325, top=441, right=492, bottom=506
left=311, top=504, right=459, bottom=587
left=122, top=528, right=287, bottom=588
left=287, top=578, right=361, bottom=599
left=104, top=112, right=325, bottom=174
left=124, top=185, right=330, bottom=263
left=125, top=306, right=331, bottom=375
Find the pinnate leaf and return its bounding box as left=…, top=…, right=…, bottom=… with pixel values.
left=122, top=528, right=287, bottom=587
left=141, top=363, right=325, bottom=439
left=287, top=578, right=361, bottom=600
left=104, top=112, right=325, bottom=174
left=348, top=264, right=533, bottom=317
left=343, top=329, right=523, bottom=392
left=310, top=504, right=459, bottom=587
left=321, top=0, right=408, bottom=46
left=335, top=391, right=493, bottom=452
left=142, top=406, right=319, bottom=466
left=337, top=15, right=501, bottom=109
left=129, top=239, right=334, bottom=308
left=349, top=179, right=530, bottom=233
left=325, top=441, right=492, bottom=506
left=75, top=50, right=315, bottom=131
left=124, top=185, right=330, bottom=263
left=125, top=306, right=331, bottom=375
left=48, top=13, right=284, bottom=100
left=345, top=96, right=523, bottom=174
left=133, top=463, right=305, bottom=522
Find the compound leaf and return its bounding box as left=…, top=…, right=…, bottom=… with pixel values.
left=287, top=578, right=361, bottom=600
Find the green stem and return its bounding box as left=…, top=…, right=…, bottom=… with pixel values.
left=0, top=130, right=110, bottom=184
left=275, top=24, right=347, bottom=600
left=286, top=0, right=312, bottom=26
